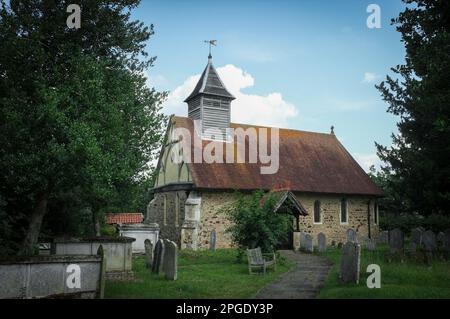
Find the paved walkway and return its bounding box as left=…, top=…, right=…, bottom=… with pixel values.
left=254, top=250, right=333, bottom=299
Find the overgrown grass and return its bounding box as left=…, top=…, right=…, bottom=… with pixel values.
left=105, top=249, right=294, bottom=299
left=317, top=245, right=450, bottom=299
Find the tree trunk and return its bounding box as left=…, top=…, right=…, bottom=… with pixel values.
left=22, top=193, right=48, bottom=255
left=92, top=209, right=101, bottom=237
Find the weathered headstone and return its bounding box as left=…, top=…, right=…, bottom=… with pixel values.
left=364, top=238, right=376, bottom=251
left=97, top=245, right=106, bottom=299
left=300, top=232, right=307, bottom=250
left=162, top=239, right=171, bottom=274
left=317, top=233, right=327, bottom=252
left=209, top=229, right=216, bottom=251
left=422, top=230, right=437, bottom=265
left=340, top=242, right=361, bottom=284
left=346, top=229, right=358, bottom=243
left=152, top=239, right=165, bottom=274
left=377, top=231, right=389, bottom=244
left=144, top=239, right=153, bottom=269
left=422, top=230, right=437, bottom=252
left=444, top=230, right=450, bottom=256
left=411, top=228, right=423, bottom=244
left=437, top=232, right=445, bottom=247
left=163, top=241, right=178, bottom=280
left=408, top=228, right=421, bottom=253
left=389, top=228, right=404, bottom=254
left=304, top=234, right=313, bottom=253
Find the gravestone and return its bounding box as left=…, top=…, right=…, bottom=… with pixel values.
left=163, top=241, right=178, bottom=280
left=162, top=239, right=171, bottom=275
left=346, top=229, right=358, bottom=243
left=300, top=232, right=307, bottom=250
left=209, top=229, right=216, bottom=251
left=365, top=238, right=376, bottom=251
left=422, top=230, right=437, bottom=265
left=444, top=230, right=450, bottom=255
left=144, top=239, right=153, bottom=269
left=422, top=230, right=437, bottom=252
left=317, top=233, right=327, bottom=252
left=409, top=228, right=422, bottom=252
left=340, top=242, right=361, bottom=284
left=304, top=234, right=313, bottom=253
left=411, top=228, right=422, bottom=245
left=377, top=231, right=389, bottom=244
left=437, top=232, right=445, bottom=247
left=152, top=239, right=165, bottom=274
left=389, top=228, right=404, bottom=254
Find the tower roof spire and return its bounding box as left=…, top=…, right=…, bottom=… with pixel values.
left=184, top=41, right=235, bottom=103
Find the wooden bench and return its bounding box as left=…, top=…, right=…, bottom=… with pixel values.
left=246, top=247, right=276, bottom=275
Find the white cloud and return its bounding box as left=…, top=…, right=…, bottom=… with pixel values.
left=353, top=153, right=382, bottom=172
left=162, top=64, right=298, bottom=127
left=362, top=72, right=380, bottom=83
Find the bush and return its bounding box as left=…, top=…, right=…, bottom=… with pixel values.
left=380, top=213, right=450, bottom=233
left=222, top=190, right=292, bottom=256
left=101, top=224, right=118, bottom=237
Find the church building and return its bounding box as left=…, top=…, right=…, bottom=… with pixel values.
left=146, top=53, right=384, bottom=250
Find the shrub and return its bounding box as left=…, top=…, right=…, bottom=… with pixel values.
left=380, top=213, right=450, bottom=233
left=222, top=190, right=292, bottom=256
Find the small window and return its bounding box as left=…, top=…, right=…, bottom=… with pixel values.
left=313, top=200, right=321, bottom=224
left=374, top=202, right=379, bottom=225
left=340, top=198, right=348, bottom=224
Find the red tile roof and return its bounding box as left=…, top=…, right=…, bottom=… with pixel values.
left=169, top=116, right=383, bottom=196
left=105, top=213, right=143, bottom=225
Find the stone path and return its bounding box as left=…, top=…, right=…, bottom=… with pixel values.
left=254, top=250, right=333, bottom=299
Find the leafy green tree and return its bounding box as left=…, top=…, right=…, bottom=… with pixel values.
left=368, top=165, right=409, bottom=215
left=223, top=191, right=293, bottom=256
left=0, top=0, right=166, bottom=254
left=375, top=0, right=450, bottom=216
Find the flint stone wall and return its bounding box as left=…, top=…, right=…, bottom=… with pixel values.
left=150, top=191, right=380, bottom=250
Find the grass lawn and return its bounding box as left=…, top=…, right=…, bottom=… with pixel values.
left=317, top=245, right=450, bottom=299
left=105, top=249, right=294, bottom=299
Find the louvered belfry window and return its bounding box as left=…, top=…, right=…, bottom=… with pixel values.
left=185, top=56, right=235, bottom=141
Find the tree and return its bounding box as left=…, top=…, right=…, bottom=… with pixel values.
left=223, top=191, right=293, bottom=257
left=375, top=0, right=450, bottom=216
left=368, top=165, right=409, bottom=215
left=0, top=0, right=166, bottom=254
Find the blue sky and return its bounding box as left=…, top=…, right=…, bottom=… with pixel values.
left=133, top=0, right=407, bottom=171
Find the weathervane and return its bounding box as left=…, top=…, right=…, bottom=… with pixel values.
left=204, top=40, right=217, bottom=58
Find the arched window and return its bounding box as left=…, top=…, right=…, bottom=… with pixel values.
left=340, top=198, right=348, bottom=224
left=313, top=200, right=321, bottom=224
